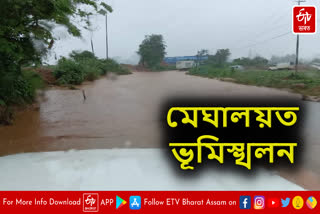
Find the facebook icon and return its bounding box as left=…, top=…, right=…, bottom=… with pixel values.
left=240, top=196, right=251, bottom=209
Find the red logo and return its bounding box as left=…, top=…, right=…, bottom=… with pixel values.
left=83, top=193, right=99, bottom=212
left=293, top=6, right=316, bottom=34
left=267, top=198, right=280, bottom=208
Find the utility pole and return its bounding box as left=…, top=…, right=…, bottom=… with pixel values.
left=295, top=0, right=306, bottom=74
left=295, top=34, right=299, bottom=74
left=105, top=14, right=109, bottom=59
left=87, top=15, right=95, bottom=54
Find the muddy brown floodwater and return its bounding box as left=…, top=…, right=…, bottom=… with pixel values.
left=0, top=71, right=319, bottom=189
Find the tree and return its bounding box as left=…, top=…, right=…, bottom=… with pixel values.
left=196, top=49, right=209, bottom=64
left=197, top=49, right=209, bottom=57
left=0, top=0, right=112, bottom=73
left=137, top=34, right=166, bottom=68
left=208, top=49, right=230, bottom=66
left=233, top=56, right=268, bottom=66
left=270, top=54, right=296, bottom=65
left=251, top=56, right=268, bottom=65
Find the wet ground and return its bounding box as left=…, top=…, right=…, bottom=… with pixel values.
left=0, top=71, right=319, bottom=189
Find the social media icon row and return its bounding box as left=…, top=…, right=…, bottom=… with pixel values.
left=240, top=196, right=317, bottom=210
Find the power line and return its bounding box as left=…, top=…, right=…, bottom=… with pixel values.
left=235, top=31, right=291, bottom=50
left=230, top=7, right=292, bottom=48
left=253, top=23, right=290, bottom=40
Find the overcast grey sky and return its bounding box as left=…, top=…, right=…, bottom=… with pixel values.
left=48, top=0, right=320, bottom=64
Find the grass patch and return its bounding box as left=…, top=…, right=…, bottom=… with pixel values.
left=189, top=65, right=320, bottom=96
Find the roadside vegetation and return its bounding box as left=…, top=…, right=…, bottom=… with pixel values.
left=189, top=49, right=320, bottom=98
left=189, top=66, right=320, bottom=97
left=0, top=69, right=45, bottom=124
left=54, top=51, right=131, bottom=85
left=0, top=0, right=113, bottom=124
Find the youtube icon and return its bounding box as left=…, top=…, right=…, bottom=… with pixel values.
left=268, top=198, right=280, bottom=208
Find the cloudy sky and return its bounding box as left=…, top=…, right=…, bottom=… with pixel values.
left=48, top=0, right=320, bottom=64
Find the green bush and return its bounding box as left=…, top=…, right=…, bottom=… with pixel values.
left=53, top=58, right=85, bottom=85
left=0, top=69, right=44, bottom=124
left=99, top=59, right=131, bottom=75
left=0, top=70, right=44, bottom=106
left=53, top=51, right=131, bottom=85
left=82, top=58, right=104, bottom=81
left=70, top=50, right=97, bottom=62
left=0, top=73, right=32, bottom=104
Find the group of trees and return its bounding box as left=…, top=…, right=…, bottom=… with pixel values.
left=195, top=49, right=231, bottom=67
left=208, top=49, right=231, bottom=66
left=233, top=56, right=268, bottom=66
left=195, top=49, right=271, bottom=67
left=196, top=49, right=209, bottom=59
left=270, top=54, right=295, bottom=65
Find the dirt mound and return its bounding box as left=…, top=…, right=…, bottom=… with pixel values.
left=35, top=67, right=56, bottom=84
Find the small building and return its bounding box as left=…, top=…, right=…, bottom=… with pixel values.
left=176, top=60, right=195, bottom=70
left=164, top=56, right=208, bottom=65
left=311, top=63, right=320, bottom=70
left=230, top=65, right=244, bottom=71
left=268, top=62, right=294, bottom=70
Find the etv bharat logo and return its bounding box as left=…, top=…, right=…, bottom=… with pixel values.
left=293, top=6, right=316, bottom=34
left=83, top=193, right=99, bottom=212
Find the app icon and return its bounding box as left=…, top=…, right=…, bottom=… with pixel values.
left=281, top=198, right=290, bottom=207
left=306, top=196, right=317, bottom=209
left=116, top=196, right=127, bottom=209
left=267, top=198, right=280, bottom=208
left=292, top=6, right=317, bottom=34
left=254, top=196, right=265, bottom=210
left=130, top=196, right=141, bottom=210
left=292, top=196, right=304, bottom=209
left=83, top=193, right=99, bottom=212
left=239, top=196, right=251, bottom=209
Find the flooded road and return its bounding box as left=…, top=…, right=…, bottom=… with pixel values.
left=0, top=71, right=319, bottom=188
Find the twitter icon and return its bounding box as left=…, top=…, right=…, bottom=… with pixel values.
left=281, top=198, right=290, bottom=207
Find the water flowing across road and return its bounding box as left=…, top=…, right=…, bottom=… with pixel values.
left=0, top=71, right=319, bottom=189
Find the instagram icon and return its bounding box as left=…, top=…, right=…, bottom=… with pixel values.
left=254, top=196, right=265, bottom=209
